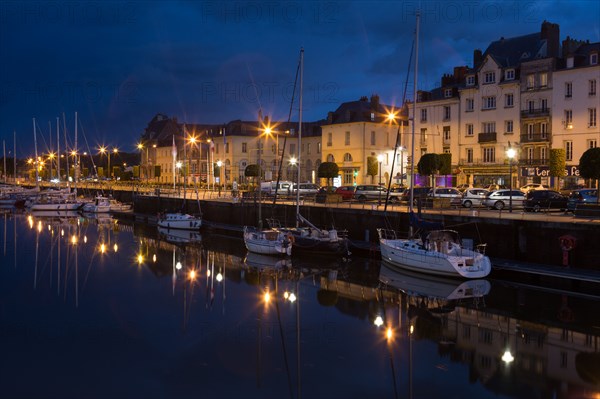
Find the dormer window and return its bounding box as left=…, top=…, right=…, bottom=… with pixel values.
left=591, top=53, right=598, bottom=65
left=444, top=89, right=452, bottom=98
left=521, top=52, right=530, bottom=59
left=484, top=72, right=495, bottom=84
left=567, top=57, right=574, bottom=69
left=466, top=76, right=475, bottom=86
left=505, top=69, right=515, bottom=81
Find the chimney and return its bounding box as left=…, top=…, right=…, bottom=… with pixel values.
left=541, top=21, right=560, bottom=58
left=370, top=94, right=380, bottom=111
left=441, top=73, right=453, bottom=87
left=453, top=66, right=467, bottom=82
left=473, top=49, right=483, bottom=69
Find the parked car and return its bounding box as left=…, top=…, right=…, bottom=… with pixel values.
left=399, top=186, right=433, bottom=205
left=520, top=183, right=549, bottom=193
left=288, top=183, right=320, bottom=197
left=456, top=183, right=471, bottom=192
left=353, top=185, right=387, bottom=202
left=334, top=185, right=357, bottom=201
left=524, top=190, right=568, bottom=212
left=260, top=181, right=293, bottom=196
left=567, top=189, right=599, bottom=211
left=427, top=187, right=463, bottom=206
left=482, top=190, right=526, bottom=210
left=387, top=186, right=406, bottom=203
left=461, top=188, right=490, bottom=208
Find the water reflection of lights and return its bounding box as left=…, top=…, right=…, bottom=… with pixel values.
left=175, top=261, right=182, bottom=270
left=37, top=221, right=42, bottom=232
left=502, top=350, right=514, bottom=364
left=189, top=270, right=197, bottom=280
left=83, top=236, right=87, bottom=244
left=100, top=243, right=106, bottom=254
left=216, top=272, right=223, bottom=282
left=137, top=254, right=144, bottom=264
left=113, top=243, right=118, bottom=252
left=71, top=235, right=78, bottom=245
left=27, top=215, right=33, bottom=228
left=374, top=316, right=384, bottom=327
left=264, top=291, right=271, bottom=304
left=283, top=291, right=297, bottom=303
left=61, top=229, right=64, bottom=237
left=386, top=327, right=394, bottom=341
left=152, top=254, right=156, bottom=263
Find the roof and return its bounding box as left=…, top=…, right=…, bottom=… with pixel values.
left=483, top=33, right=545, bottom=68
left=326, top=96, right=402, bottom=124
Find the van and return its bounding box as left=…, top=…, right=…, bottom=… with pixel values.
left=260, top=181, right=293, bottom=196
left=289, top=183, right=320, bottom=197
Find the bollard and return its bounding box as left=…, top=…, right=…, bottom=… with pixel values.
left=558, top=235, right=577, bottom=267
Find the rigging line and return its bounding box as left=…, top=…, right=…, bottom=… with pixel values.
left=383, top=38, right=415, bottom=219
left=77, top=118, right=99, bottom=176
left=246, top=62, right=263, bottom=113
left=272, top=48, right=302, bottom=210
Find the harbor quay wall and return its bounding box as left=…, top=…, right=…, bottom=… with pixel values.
left=125, top=193, right=600, bottom=270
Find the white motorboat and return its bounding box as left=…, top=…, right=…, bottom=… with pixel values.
left=108, top=199, right=132, bottom=212
left=27, top=190, right=84, bottom=212
left=82, top=196, right=111, bottom=213
left=157, top=212, right=202, bottom=230
left=378, top=229, right=491, bottom=279
left=243, top=226, right=292, bottom=256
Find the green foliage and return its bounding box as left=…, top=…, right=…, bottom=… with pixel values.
left=317, top=162, right=339, bottom=185
left=154, top=165, right=161, bottom=177
left=579, top=147, right=600, bottom=190
left=366, top=156, right=378, bottom=178
left=417, top=153, right=441, bottom=176
left=549, top=149, right=566, bottom=189
left=438, top=153, right=452, bottom=175
left=245, top=164, right=261, bottom=177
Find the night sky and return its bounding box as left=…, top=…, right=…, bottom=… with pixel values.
left=1, top=1, right=599, bottom=156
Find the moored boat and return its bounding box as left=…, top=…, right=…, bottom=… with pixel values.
left=157, top=212, right=202, bottom=230
left=243, top=226, right=292, bottom=256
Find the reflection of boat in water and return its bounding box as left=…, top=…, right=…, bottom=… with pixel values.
left=379, top=263, right=490, bottom=301
left=28, top=210, right=81, bottom=219
left=158, top=226, right=202, bottom=244
left=244, top=251, right=291, bottom=269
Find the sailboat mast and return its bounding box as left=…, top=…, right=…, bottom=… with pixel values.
left=409, top=11, right=420, bottom=217
left=3, top=140, right=5, bottom=184
left=74, top=111, right=78, bottom=195
left=296, top=48, right=304, bottom=227
left=33, top=118, right=39, bottom=188
left=56, top=117, right=60, bottom=183
left=13, top=131, right=16, bottom=184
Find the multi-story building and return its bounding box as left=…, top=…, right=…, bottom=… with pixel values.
left=551, top=40, right=600, bottom=188
left=320, top=95, right=408, bottom=186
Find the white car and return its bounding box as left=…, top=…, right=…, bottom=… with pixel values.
left=482, top=190, right=526, bottom=210
left=428, top=187, right=463, bottom=206
left=520, top=183, right=549, bottom=193
left=461, top=188, right=490, bottom=208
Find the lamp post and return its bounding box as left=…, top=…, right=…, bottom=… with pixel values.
left=136, top=143, right=145, bottom=182
left=399, top=146, right=405, bottom=187
left=216, top=160, right=223, bottom=186
left=506, top=145, right=516, bottom=213
left=377, top=154, right=383, bottom=205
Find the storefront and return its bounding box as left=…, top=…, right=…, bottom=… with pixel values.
left=520, top=165, right=583, bottom=189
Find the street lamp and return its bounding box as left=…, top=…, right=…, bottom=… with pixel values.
left=216, top=160, right=223, bottom=186
left=136, top=143, right=145, bottom=182
left=377, top=154, right=383, bottom=205
left=506, top=145, right=516, bottom=213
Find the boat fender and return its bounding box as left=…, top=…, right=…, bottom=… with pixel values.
left=558, top=235, right=576, bottom=252
left=287, top=234, right=295, bottom=244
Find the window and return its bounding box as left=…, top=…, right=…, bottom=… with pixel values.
left=327, top=132, right=332, bottom=146
left=528, top=100, right=535, bottom=112
left=420, top=128, right=428, bottom=143
left=539, top=72, right=548, bottom=87
left=420, top=108, right=427, bottom=122
left=540, top=147, right=547, bottom=161
left=370, top=131, right=376, bottom=145
left=466, top=75, right=475, bottom=86
left=565, top=82, right=572, bottom=98
left=590, top=79, right=597, bottom=96
left=443, top=126, right=450, bottom=142
left=589, top=108, right=597, bottom=127
left=527, top=147, right=534, bottom=161
left=588, top=139, right=597, bottom=149
left=271, top=144, right=276, bottom=154
left=483, top=147, right=495, bottom=163
left=505, top=93, right=514, bottom=107
left=444, top=89, right=452, bottom=98
left=343, top=153, right=353, bottom=162
left=591, top=53, right=598, bottom=65
left=370, top=112, right=375, bottom=121
left=466, top=148, right=473, bottom=163
left=565, top=110, right=573, bottom=126
left=478, top=328, right=493, bottom=344
left=317, top=142, right=321, bottom=154
left=527, top=123, right=534, bottom=139
left=560, top=351, right=568, bottom=368
left=484, top=71, right=495, bottom=84
left=483, top=122, right=496, bottom=133
left=307, top=143, right=311, bottom=155
left=466, top=123, right=474, bottom=136
left=345, top=131, right=350, bottom=145
left=541, top=98, right=548, bottom=111
left=505, top=69, right=515, bottom=80
left=462, top=325, right=471, bottom=339
left=482, top=96, right=496, bottom=110
left=225, top=143, right=229, bottom=154
left=242, top=142, right=247, bottom=153
left=466, top=98, right=474, bottom=111
left=443, top=106, right=451, bottom=120
left=540, top=122, right=548, bottom=138
left=527, top=74, right=535, bottom=89
left=505, top=120, right=513, bottom=133
left=343, top=170, right=353, bottom=184
left=565, top=141, right=573, bottom=161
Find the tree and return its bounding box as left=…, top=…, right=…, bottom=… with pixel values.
left=366, top=156, right=378, bottom=184
left=579, top=147, right=600, bottom=199
left=549, top=149, right=566, bottom=189
left=317, top=162, right=339, bottom=186
left=245, top=164, right=261, bottom=178
left=417, top=153, right=441, bottom=187
left=154, top=165, right=161, bottom=178
left=213, top=163, right=221, bottom=177
left=438, top=153, right=452, bottom=175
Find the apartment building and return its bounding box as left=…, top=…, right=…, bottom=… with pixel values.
left=320, top=95, right=407, bottom=186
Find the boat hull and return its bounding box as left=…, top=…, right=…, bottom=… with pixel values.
left=243, top=227, right=291, bottom=256
left=379, top=238, right=491, bottom=279
left=157, top=213, right=202, bottom=230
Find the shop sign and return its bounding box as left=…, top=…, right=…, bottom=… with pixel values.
left=522, top=165, right=580, bottom=177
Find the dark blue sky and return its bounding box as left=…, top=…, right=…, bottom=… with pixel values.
left=1, top=1, right=599, bottom=156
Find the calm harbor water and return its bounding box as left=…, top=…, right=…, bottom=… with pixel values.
left=1, top=210, right=598, bottom=399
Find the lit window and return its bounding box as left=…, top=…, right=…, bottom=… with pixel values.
left=466, top=98, right=474, bottom=111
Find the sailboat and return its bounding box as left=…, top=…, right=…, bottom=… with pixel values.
left=377, top=13, right=491, bottom=279
left=268, top=49, right=350, bottom=257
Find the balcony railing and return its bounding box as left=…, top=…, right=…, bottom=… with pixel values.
left=520, top=108, right=550, bottom=118
left=478, top=132, right=497, bottom=143
left=520, top=158, right=548, bottom=166
left=520, top=133, right=550, bottom=143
